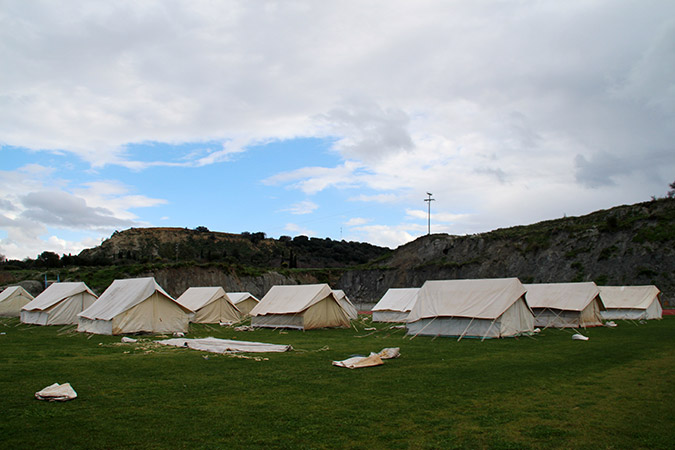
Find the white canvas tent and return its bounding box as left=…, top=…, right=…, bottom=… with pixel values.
left=227, top=292, right=260, bottom=316
left=250, top=284, right=350, bottom=330
left=599, top=285, right=663, bottom=320
left=333, top=289, right=358, bottom=320
left=406, top=278, right=534, bottom=339
left=21, top=282, right=97, bottom=325
left=0, top=286, right=35, bottom=317
left=525, top=282, right=605, bottom=328
left=175, top=287, right=241, bottom=323
left=78, top=277, right=190, bottom=335
left=372, top=288, right=420, bottom=322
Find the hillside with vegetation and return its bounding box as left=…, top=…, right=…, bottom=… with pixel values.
left=1, top=198, right=673, bottom=305
left=339, top=197, right=675, bottom=305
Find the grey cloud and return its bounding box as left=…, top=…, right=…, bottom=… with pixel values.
left=574, top=153, right=634, bottom=188
left=0, top=199, right=18, bottom=212
left=320, top=101, right=413, bottom=162
left=21, top=191, right=137, bottom=228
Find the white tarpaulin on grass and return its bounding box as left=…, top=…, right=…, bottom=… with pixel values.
left=35, top=383, right=77, bottom=401
left=157, top=337, right=292, bottom=353
left=332, top=347, right=400, bottom=369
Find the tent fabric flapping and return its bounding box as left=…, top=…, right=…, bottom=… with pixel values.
left=406, top=278, right=534, bottom=339
left=333, top=289, right=359, bottom=320
left=227, top=292, right=260, bottom=316
left=78, top=277, right=190, bottom=335
left=0, top=286, right=34, bottom=317
left=21, top=282, right=97, bottom=325
left=525, top=282, right=605, bottom=328
left=250, top=284, right=350, bottom=330
left=175, top=287, right=241, bottom=323
left=372, top=288, right=420, bottom=322
left=599, top=285, right=663, bottom=320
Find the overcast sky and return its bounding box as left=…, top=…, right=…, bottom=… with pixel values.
left=1, top=0, right=674, bottom=260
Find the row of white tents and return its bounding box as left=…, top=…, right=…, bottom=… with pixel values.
left=1, top=278, right=359, bottom=336
left=373, top=280, right=663, bottom=338
left=0, top=277, right=663, bottom=339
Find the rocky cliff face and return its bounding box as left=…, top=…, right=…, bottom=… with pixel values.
left=335, top=198, right=675, bottom=306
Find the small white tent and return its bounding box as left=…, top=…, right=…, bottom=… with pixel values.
left=175, top=287, right=241, bottom=323
left=333, top=289, right=358, bottom=320
left=372, top=288, right=420, bottom=322
left=0, top=286, right=35, bottom=317
left=251, top=284, right=350, bottom=330
left=227, top=292, right=260, bottom=316
left=406, top=278, right=534, bottom=339
left=525, top=282, right=605, bottom=328
left=21, top=282, right=97, bottom=325
left=599, top=285, right=663, bottom=320
left=78, top=277, right=190, bottom=335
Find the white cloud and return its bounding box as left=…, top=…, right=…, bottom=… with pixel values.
left=283, top=200, right=318, bottom=215
left=344, top=217, right=371, bottom=227
left=2, top=1, right=674, bottom=254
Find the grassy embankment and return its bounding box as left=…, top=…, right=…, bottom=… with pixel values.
left=0, top=316, right=673, bottom=449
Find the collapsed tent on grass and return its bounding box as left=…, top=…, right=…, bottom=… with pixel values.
left=406, top=278, right=534, bottom=339
left=78, top=277, right=190, bottom=335
left=599, top=285, right=663, bottom=320
left=372, top=288, right=420, bottom=322
left=227, top=292, right=259, bottom=316
left=250, top=284, right=350, bottom=330
left=21, top=282, right=97, bottom=325
left=525, top=282, right=605, bottom=328
left=0, top=286, right=34, bottom=317
left=333, top=289, right=359, bottom=320
left=175, top=287, right=240, bottom=323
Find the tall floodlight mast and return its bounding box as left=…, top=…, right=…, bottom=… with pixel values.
left=424, top=192, right=435, bottom=235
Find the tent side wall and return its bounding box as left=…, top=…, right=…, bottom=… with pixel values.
left=533, top=309, right=582, bottom=328
left=303, top=297, right=350, bottom=329
left=646, top=298, right=663, bottom=319
left=601, top=299, right=663, bottom=320
left=601, top=309, right=646, bottom=320
left=21, top=310, right=49, bottom=325
left=78, top=317, right=113, bottom=335
left=338, top=298, right=358, bottom=320
left=406, top=316, right=499, bottom=338
left=498, top=298, right=534, bottom=336
left=236, top=298, right=258, bottom=316
left=111, top=292, right=189, bottom=335
left=0, top=293, right=33, bottom=316
left=372, top=310, right=410, bottom=322
left=251, top=313, right=304, bottom=330
left=192, top=296, right=240, bottom=323
left=578, top=298, right=604, bottom=327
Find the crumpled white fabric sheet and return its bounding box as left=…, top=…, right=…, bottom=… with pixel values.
left=35, top=383, right=77, bottom=401
left=157, top=337, right=292, bottom=353
left=332, top=347, right=401, bottom=369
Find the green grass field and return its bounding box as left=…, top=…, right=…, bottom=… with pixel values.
left=1, top=316, right=673, bottom=449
